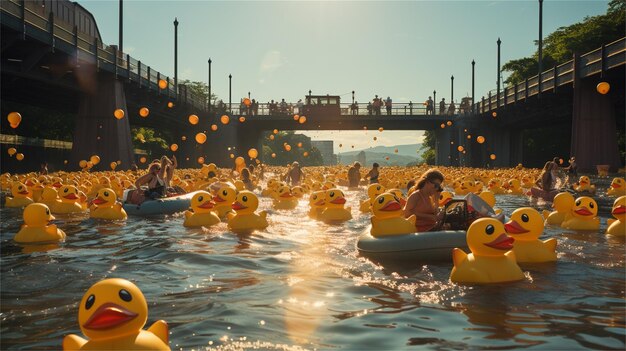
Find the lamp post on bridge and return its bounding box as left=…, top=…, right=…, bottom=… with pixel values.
left=538, top=0, right=543, bottom=97
left=228, top=74, right=232, bottom=113
left=497, top=38, right=501, bottom=108
left=248, top=91, right=251, bottom=99
left=471, top=60, right=475, bottom=114
left=450, top=75, right=454, bottom=104
left=352, top=90, right=355, bottom=105
left=118, top=0, right=123, bottom=54
left=208, top=59, right=212, bottom=113
left=433, top=90, right=436, bottom=115
left=174, top=18, right=178, bottom=96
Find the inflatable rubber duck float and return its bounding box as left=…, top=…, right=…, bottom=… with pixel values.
left=560, top=196, right=600, bottom=231
left=370, top=193, right=416, bottom=237
left=212, top=184, right=237, bottom=219
left=574, top=176, right=596, bottom=195
left=291, top=186, right=305, bottom=199
left=542, top=192, right=575, bottom=226
left=227, top=191, right=268, bottom=232
left=454, top=179, right=474, bottom=196
left=62, top=278, right=170, bottom=351
left=38, top=186, right=61, bottom=211
left=25, top=177, right=44, bottom=202
left=487, top=179, right=506, bottom=195
left=606, top=177, right=626, bottom=197
left=521, top=175, right=535, bottom=189
left=5, top=182, right=34, bottom=208
left=359, top=184, right=386, bottom=213
left=319, top=189, right=352, bottom=223
left=183, top=191, right=220, bottom=227
left=606, top=196, right=625, bottom=237
left=308, top=190, right=326, bottom=219
left=14, top=203, right=66, bottom=244
left=387, top=189, right=407, bottom=207
left=272, top=185, right=299, bottom=210
left=439, top=191, right=453, bottom=207
left=450, top=218, right=524, bottom=284
left=506, top=179, right=524, bottom=195
left=55, top=185, right=87, bottom=214
left=90, top=188, right=127, bottom=221
left=504, top=207, right=557, bottom=263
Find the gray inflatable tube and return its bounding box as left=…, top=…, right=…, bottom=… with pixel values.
left=357, top=228, right=469, bottom=263
left=122, top=190, right=199, bottom=216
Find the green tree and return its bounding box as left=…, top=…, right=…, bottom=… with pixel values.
left=420, top=130, right=436, bottom=165
left=179, top=79, right=220, bottom=110
left=131, top=127, right=168, bottom=158
left=260, top=131, right=324, bottom=166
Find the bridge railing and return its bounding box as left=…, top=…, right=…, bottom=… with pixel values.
left=1, top=0, right=207, bottom=112
left=474, top=37, right=625, bottom=114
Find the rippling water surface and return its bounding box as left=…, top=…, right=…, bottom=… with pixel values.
left=1, top=185, right=624, bottom=350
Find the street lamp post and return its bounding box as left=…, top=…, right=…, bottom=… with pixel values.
left=174, top=18, right=178, bottom=95
left=228, top=74, right=232, bottom=113
left=538, top=0, right=544, bottom=96
left=433, top=90, right=436, bottom=114
left=119, top=0, right=123, bottom=54
left=248, top=91, right=251, bottom=99
left=471, top=60, right=475, bottom=114
left=450, top=75, right=454, bottom=104
left=208, top=59, right=211, bottom=113
left=352, top=90, right=355, bottom=104
left=497, top=38, right=501, bottom=108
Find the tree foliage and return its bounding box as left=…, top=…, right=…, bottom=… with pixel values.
left=260, top=131, right=324, bottom=166
left=502, top=1, right=625, bottom=85
left=420, top=130, right=436, bottom=165
left=131, top=127, right=168, bottom=158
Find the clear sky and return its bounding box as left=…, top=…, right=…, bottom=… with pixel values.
left=80, top=0, right=609, bottom=153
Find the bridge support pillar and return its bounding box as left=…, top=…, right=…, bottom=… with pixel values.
left=435, top=126, right=458, bottom=166
left=571, top=77, right=621, bottom=172
left=70, top=75, right=134, bottom=170
left=234, top=126, right=264, bottom=168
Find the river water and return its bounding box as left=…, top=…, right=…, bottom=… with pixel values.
left=1, top=185, right=624, bottom=350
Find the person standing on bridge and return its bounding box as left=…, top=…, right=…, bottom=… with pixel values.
left=373, top=95, right=381, bottom=116
left=385, top=97, right=392, bottom=115
left=439, top=98, right=446, bottom=115
left=448, top=100, right=456, bottom=115
left=426, top=96, right=433, bottom=115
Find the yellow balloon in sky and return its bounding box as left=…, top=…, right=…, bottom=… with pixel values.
left=211, top=124, right=218, bottom=131
left=243, top=98, right=251, bottom=106
left=7, top=147, right=16, bottom=156
left=596, top=82, right=610, bottom=94
left=167, top=102, right=174, bottom=108
left=446, top=121, right=452, bottom=126
left=139, top=107, right=149, bottom=117
left=230, top=153, right=235, bottom=159
left=221, top=115, right=230, bottom=124
left=477, top=136, right=485, bottom=144
left=90, top=155, right=100, bottom=165
left=15, top=153, right=24, bottom=161
left=378, top=127, right=384, bottom=132
left=269, top=134, right=275, bottom=140
left=273, top=129, right=279, bottom=134
left=139, top=156, right=147, bottom=164
left=457, top=146, right=464, bottom=152
left=239, top=116, right=246, bottom=123
left=197, top=156, right=205, bottom=164
left=297, top=142, right=303, bottom=148
left=298, top=116, right=307, bottom=124
left=440, top=123, right=445, bottom=128
left=195, top=132, right=207, bottom=144
left=248, top=148, right=258, bottom=159
left=158, top=79, right=168, bottom=89
left=79, top=160, right=87, bottom=168
left=284, top=144, right=292, bottom=151
left=114, top=109, right=125, bottom=119
left=490, top=154, right=497, bottom=160
left=235, top=156, right=245, bottom=165
left=188, top=114, right=199, bottom=125
left=7, top=112, right=21, bottom=127
left=170, top=143, right=178, bottom=152
left=303, top=151, right=309, bottom=157
left=293, top=114, right=299, bottom=121
left=110, top=162, right=117, bottom=170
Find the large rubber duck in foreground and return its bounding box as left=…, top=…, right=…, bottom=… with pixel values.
left=183, top=191, right=220, bottom=227
left=319, top=189, right=352, bottom=223
left=5, top=182, right=34, bottom=208
left=370, top=193, right=416, bottom=237
left=560, top=196, right=600, bottom=231
left=504, top=207, right=557, bottom=263
left=607, top=177, right=626, bottom=197
left=542, top=192, right=575, bottom=226
left=227, top=191, right=268, bottom=232
left=14, top=203, right=66, bottom=244
left=450, top=218, right=524, bottom=284
left=90, top=188, right=128, bottom=221
left=359, top=184, right=386, bottom=213
left=574, top=176, right=596, bottom=194
left=606, top=196, right=625, bottom=237
left=56, top=185, right=86, bottom=214
left=63, top=278, right=170, bottom=351
left=308, top=191, right=326, bottom=219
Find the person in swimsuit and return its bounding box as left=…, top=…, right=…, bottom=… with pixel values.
left=403, top=169, right=444, bottom=232
left=365, top=163, right=380, bottom=184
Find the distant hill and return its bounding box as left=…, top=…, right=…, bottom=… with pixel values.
left=337, top=143, right=424, bottom=166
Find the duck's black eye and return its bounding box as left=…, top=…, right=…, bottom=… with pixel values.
left=521, top=214, right=529, bottom=222
left=242, top=196, right=248, bottom=202
left=64, top=188, right=69, bottom=193
left=119, top=289, right=132, bottom=302
left=46, top=208, right=50, bottom=215
left=198, top=196, right=203, bottom=202
left=378, top=196, right=385, bottom=204
left=330, top=191, right=335, bottom=197
left=575, top=200, right=581, bottom=206
left=393, top=196, right=400, bottom=202
left=589, top=202, right=594, bottom=209
left=104, top=191, right=109, bottom=197
left=222, top=190, right=228, bottom=196
left=485, top=224, right=495, bottom=235
left=85, top=294, right=95, bottom=310
left=439, top=194, right=443, bottom=200
left=376, top=186, right=381, bottom=191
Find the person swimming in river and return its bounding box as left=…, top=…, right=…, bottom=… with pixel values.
left=365, top=163, right=380, bottom=184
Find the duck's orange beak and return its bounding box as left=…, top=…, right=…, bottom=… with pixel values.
left=484, top=233, right=514, bottom=250
left=83, top=303, right=138, bottom=330
left=612, top=205, right=626, bottom=215
left=380, top=200, right=401, bottom=211
left=330, top=197, right=346, bottom=205
left=504, top=220, right=529, bottom=234
left=198, top=201, right=215, bottom=209
left=574, top=207, right=593, bottom=216
left=63, top=193, right=78, bottom=200
left=232, top=201, right=247, bottom=210
left=92, top=198, right=107, bottom=205
left=213, top=195, right=225, bottom=203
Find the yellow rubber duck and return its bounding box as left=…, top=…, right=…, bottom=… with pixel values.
left=291, top=186, right=305, bottom=199
left=272, top=185, right=299, bottom=210
left=227, top=191, right=268, bottom=232
left=454, top=179, right=474, bottom=196
left=359, top=184, right=386, bottom=213
left=439, top=191, right=453, bottom=207
left=606, top=196, right=625, bottom=237
left=506, top=179, right=523, bottom=195
left=450, top=218, right=524, bottom=284
left=5, top=182, right=34, bottom=208
left=370, top=193, right=416, bottom=237
left=183, top=191, right=220, bottom=227
left=487, top=179, right=506, bottom=194
left=38, top=186, right=61, bottom=211
left=62, top=278, right=170, bottom=351
left=606, top=177, right=626, bottom=197
left=521, top=175, right=535, bottom=189
left=56, top=185, right=87, bottom=214
left=14, top=203, right=66, bottom=244
left=25, top=177, right=45, bottom=202
left=212, top=184, right=237, bottom=219
left=504, top=207, right=557, bottom=263
left=542, top=192, right=575, bottom=226
left=308, top=190, right=326, bottom=219
left=560, top=196, right=600, bottom=231
left=574, top=176, right=596, bottom=194
left=387, top=188, right=407, bottom=207
left=90, top=188, right=127, bottom=221
left=319, top=188, right=352, bottom=223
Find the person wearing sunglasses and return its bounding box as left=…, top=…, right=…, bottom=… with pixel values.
left=403, top=168, right=445, bottom=232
